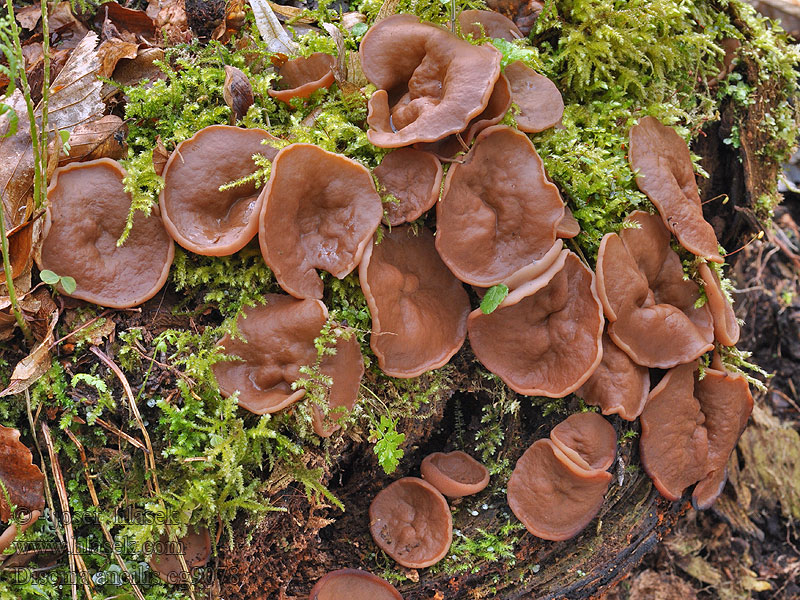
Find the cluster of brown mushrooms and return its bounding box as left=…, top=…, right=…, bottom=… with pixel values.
left=34, top=9, right=756, bottom=587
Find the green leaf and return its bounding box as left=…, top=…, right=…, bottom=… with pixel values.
left=40, top=270, right=60, bottom=285
left=60, top=276, right=77, bottom=294
left=480, top=284, right=508, bottom=314
left=371, top=416, right=405, bottom=474
left=350, top=22, right=368, bottom=39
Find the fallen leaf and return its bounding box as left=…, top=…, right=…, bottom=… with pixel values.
left=16, top=4, right=42, bottom=31
left=0, top=217, right=36, bottom=281
left=147, top=0, right=192, bottom=44
left=321, top=23, right=347, bottom=85
left=152, top=136, right=169, bottom=176
left=268, top=1, right=312, bottom=23
left=0, top=306, right=58, bottom=397
left=48, top=1, right=90, bottom=49
left=0, top=90, right=36, bottom=230
left=97, top=38, right=139, bottom=78
left=59, top=115, right=128, bottom=165
left=95, top=1, right=156, bottom=41
left=223, top=65, right=254, bottom=121
left=0, top=425, right=45, bottom=522
left=109, top=46, right=166, bottom=91
left=249, top=0, right=297, bottom=54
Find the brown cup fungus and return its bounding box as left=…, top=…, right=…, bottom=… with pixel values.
left=557, top=206, right=581, bottom=239
left=312, top=333, right=365, bottom=438
left=160, top=125, right=280, bottom=256
left=507, top=413, right=616, bottom=541
left=212, top=294, right=327, bottom=415
left=369, top=477, right=452, bottom=568
left=360, top=15, right=502, bottom=148
left=373, top=148, right=443, bottom=226
left=468, top=250, right=604, bottom=397
left=148, top=527, right=211, bottom=583
left=420, top=451, right=490, bottom=498
left=458, top=9, right=523, bottom=41
left=359, top=226, right=470, bottom=378
left=504, top=61, right=564, bottom=133
left=486, top=0, right=543, bottom=35
left=596, top=230, right=714, bottom=369
left=268, top=52, right=335, bottom=105
left=628, top=116, right=723, bottom=263
left=40, top=159, right=174, bottom=309
left=259, top=144, right=382, bottom=299
left=698, top=262, right=740, bottom=346
left=309, top=569, right=403, bottom=600
left=578, top=331, right=649, bottom=421
left=436, top=125, right=565, bottom=287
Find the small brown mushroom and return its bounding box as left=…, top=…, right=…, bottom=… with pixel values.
left=268, top=52, right=335, bottom=105
left=458, top=9, right=523, bottom=41
left=0, top=425, right=45, bottom=522
left=436, top=125, right=565, bottom=287
left=369, top=477, right=452, bottom=568
left=312, top=333, right=365, bottom=438
left=507, top=412, right=616, bottom=541
left=504, top=61, right=564, bottom=133
left=39, top=159, right=174, bottom=309
left=359, top=226, right=470, bottom=378
left=692, top=361, right=753, bottom=509
left=259, top=144, right=382, bottom=299
left=595, top=231, right=714, bottom=368
left=577, top=331, right=650, bottom=421
left=639, top=362, right=709, bottom=501
left=374, top=148, right=443, bottom=226
left=468, top=250, right=604, bottom=397
left=309, top=569, right=403, bottom=600
left=360, top=15, right=502, bottom=148
left=628, top=116, right=723, bottom=263
left=212, top=294, right=328, bottom=414
left=148, top=526, right=211, bottom=583
left=698, top=262, right=740, bottom=346
left=557, top=205, right=581, bottom=239
left=420, top=451, right=490, bottom=498
left=485, top=0, right=542, bottom=35
left=160, top=125, right=280, bottom=256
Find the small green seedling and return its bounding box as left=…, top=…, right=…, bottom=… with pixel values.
left=40, top=269, right=77, bottom=294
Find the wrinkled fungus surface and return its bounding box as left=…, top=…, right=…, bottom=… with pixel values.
left=212, top=294, right=327, bottom=414
left=268, top=52, right=335, bottom=104
left=259, top=143, right=382, bottom=299
left=160, top=125, right=280, bottom=256
left=468, top=250, right=604, bottom=397
left=374, top=148, right=443, bottom=226
left=698, top=262, right=740, bottom=346
left=312, top=334, right=365, bottom=438
left=458, top=9, right=522, bottom=41
left=369, top=477, right=452, bottom=568
left=504, top=61, right=564, bottom=133
left=309, top=569, right=404, bottom=600
left=436, top=125, right=565, bottom=287
left=628, top=116, right=723, bottom=263
left=40, top=159, right=174, bottom=308
left=361, top=15, right=502, bottom=148
left=360, top=226, right=470, bottom=378
left=420, top=451, right=490, bottom=498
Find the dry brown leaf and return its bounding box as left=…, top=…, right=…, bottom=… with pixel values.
left=0, top=90, right=36, bottom=229
left=268, top=1, right=312, bottom=23
left=110, top=46, right=165, bottom=90
left=0, top=306, right=58, bottom=397
left=321, top=23, right=347, bottom=85
left=223, top=65, right=254, bottom=121
left=96, top=2, right=156, bottom=41
left=249, top=0, right=297, bottom=53
left=59, top=115, right=128, bottom=165
left=0, top=217, right=36, bottom=281
left=147, top=0, right=192, bottom=44
left=97, top=38, right=139, bottom=78
left=0, top=426, right=45, bottom=522
left=152, top=136, right=169, bottom=176
left=16, top=5, right=42, bottom=31
left=48, top=1, right=90, bottom=49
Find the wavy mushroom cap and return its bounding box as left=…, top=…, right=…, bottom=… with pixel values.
left=578, top=332, right=650, bottom=421
left=148, top=527, right=211, bottom=583
left=414, top=73, right=512, bottom=160
left=369, top=477, right=452, bottom=569
left=628, top=116, right=723, bottom=263
left=692, top=363, right=753, bottom=509
left=359, top=226, right=470, bottom=378
left=486, top=0, right=543, bottom=35
left=212, top=294, right=328, bottom=415
left=458, top=9, right=523, bottom=41
left=596, top=232, right=714, bottom=368
left=507, top=439, right=612, bottom=541
left=698, top=262, right=740, bottom=346
left=312, top=334, right=365, bottom=438
left=468, top=250, right=604, bottom=397
left=436, top=125, right=565, bottom=287
left=374, top=148, right=443, bottom=226
left=640, top=362, right=709, bottom=501
left=557, top=205, right=581, bottom=239
left=160, top=125, right=280, bottom=256
left=259, top=144, right=382, bottom=299
left=309, top=569, right=404, bottom=600
left=0, top=425, right=45, bottom=522
left=550, top=412, right=617, bottom=472
left=268, top=52, right=335, bottom=104
left=619, top=211, right=714, bottom=339
left=39, top=159, right=174, bottom=309
left=361, top=15, right=502, bottom=147
left=504, top=61, right=564, bottom=133
left=420, top=451, right=490, bottom=498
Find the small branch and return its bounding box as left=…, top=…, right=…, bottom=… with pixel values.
left=93, top=417, right=147, bottom=452
left=25, top=390, right=59, bottom=540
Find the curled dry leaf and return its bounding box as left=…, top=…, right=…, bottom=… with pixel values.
left=95, top=2, right=157, bottom=42
left=249, top=0, right=298, bottom=53
left=0, top=425, right=46, bottom=522
left=49, top=2, right=90, bottom=49
left=223, top=66, right=254, bottom=121
left=152, top=136, right=169, bottom=176
left=0, top=219, right=36, bottom=281
left=59, top=115, right=128, bottom=166
left=0, top=305, right=58, bottom=397
left=97, top=39, right=140, bottom=78
left=16, top=4, right=42, bottom=30
left=146, top=0, right=191, bottom=44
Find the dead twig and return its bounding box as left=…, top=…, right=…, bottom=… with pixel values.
left=92, top=417, right=147, bottom=452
